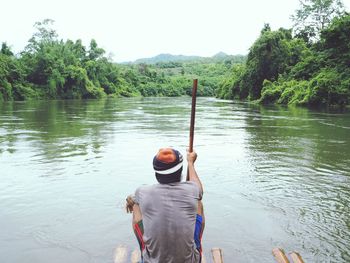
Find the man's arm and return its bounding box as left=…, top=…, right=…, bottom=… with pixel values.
left=187, top=149, right=203, bottom=196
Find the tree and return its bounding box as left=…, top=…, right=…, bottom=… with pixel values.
left=236, top=27, right=307, bottom=99
left=26, top=19, right=58, bottom=53
left=260, top=23, right=271, bottom=34
left=88, top=39, right=105, bottom=60
left=320, top=13, right=350, bottom=61
left=1, top=42, right=14, bottom=56
left=259, top=14, right=350, bottom=106
left=291, top=0, right=345, bottom=41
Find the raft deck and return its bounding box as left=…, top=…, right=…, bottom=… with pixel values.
left=114, top=246, right=304, bottom=263
left=114, top=246, right=223, bottom=263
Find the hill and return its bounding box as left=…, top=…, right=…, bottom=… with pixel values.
left=129, top=52, right=244, bottom=64
left=133, top=53, right=201, bottom=64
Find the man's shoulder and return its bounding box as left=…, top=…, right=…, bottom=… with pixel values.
left=178, top=181, right=199, bottom=189
left=135, top=184, right=157, bottom=204
left=136, top=181, right=198, bottom=192
left=181, top=181, right=198, bottom=187
left=170, top=181, right=201, bottom=198
left=135, top=181, right=201, bottom=204
left=135, top=184, right=157, bottom=194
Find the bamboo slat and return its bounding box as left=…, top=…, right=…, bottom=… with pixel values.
left=289, top=252, right=305, bottom=263
left=114, top=245, right=128, bottom=263
left=114, top=245, right=305, bottom=263
left=113, top=245, right=221, bottom=263
left=130, top=249, right=140, bottom=263
left=272, top=248, right=290, bottom=263
left=211, top=247, right=224, bottom=263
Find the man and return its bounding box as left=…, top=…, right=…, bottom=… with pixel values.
left=126, top=148, right=204, bottom=263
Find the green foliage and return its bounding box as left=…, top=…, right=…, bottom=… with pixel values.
left=217, top=65, right=245, bottom=99
left=308, top=68, right=349, bottom=106
left=320, top=13, right=350, bottom=64
left=289, top=49, right=326, bottom=80
left=0, top=20, right=175, bottom=101
left=132, top=53, right=245, bottom=65
left=120, top=56, right=243, bottom=98
left=0, top=19, right=247, bottom=102
left=278, top=80, right=310, bottom=105
left=259, top=80, right=283, bottom=104
left=218, top=27, right=307, bottom=100
left=260, top=67, right=349, bottom=106
left=291, top=0, right=345, bottom=42
left=0, top=55, right=13, bottom=101
left=13, top=83, right=39, bottom=100
left=260, top=79, right=310, bottom=105
left=219, top=13, right=350, bottom=107
left=88, top=39, right=105, bottom=60
left=0, top=50, right=25, bottom=101
left=1, top=43, right=14, bottom=56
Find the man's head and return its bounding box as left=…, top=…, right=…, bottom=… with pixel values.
left=153, top=148, right=183, bottom=184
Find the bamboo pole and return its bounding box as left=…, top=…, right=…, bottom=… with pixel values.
left=186, top=79, right=198, bottom=181
left=189, top=78, right=198, bottom=153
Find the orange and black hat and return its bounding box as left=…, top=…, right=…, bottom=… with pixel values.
left=153, top=148, right=183, bottom=183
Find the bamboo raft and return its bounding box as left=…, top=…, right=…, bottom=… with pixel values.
left=114, top=246, right=223, bottom=263
left=114, top=246, right=304, bottom=263
left=272, top=248, right=305, bottom=263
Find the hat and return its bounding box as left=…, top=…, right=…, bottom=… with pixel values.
left=153, top=148, right=183, bottom=183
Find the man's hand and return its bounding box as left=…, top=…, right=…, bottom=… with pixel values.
left=187, top=149, right=197, bottom=164
left=186, top=149, right=203, bottom=195
left=125, top=195, right=135, bottom=213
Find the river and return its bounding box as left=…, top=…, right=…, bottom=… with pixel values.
left=0, top=97, right=349, bottom=263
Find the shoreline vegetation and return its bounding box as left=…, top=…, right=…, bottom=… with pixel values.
left=217, top=0, right=350, bottom=108
left=0, top=19, right=245, bottom=101
left=1, top=1, right=349, bottom=108
left=217, top=13, right=350, bottom=108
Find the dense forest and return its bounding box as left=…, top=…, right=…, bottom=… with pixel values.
left=217, top=0, right=350, bottom=107
left=119, top=54, right=245, bottom=97
left=0, top=19, right=244, bottom=101
left=1, top=0, right=349, bottom=107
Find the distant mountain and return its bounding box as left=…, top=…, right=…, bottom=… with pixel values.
left=212, top=52, right=229, bottom=58
left=127, top=52, right=242, bottom=64
left=133, top=53, right=202, bottom=64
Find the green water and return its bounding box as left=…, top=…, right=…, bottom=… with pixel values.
left=0, top=97, right=349, bottom=262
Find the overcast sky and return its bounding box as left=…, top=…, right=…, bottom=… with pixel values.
left=1, top=0, right=349, bottom=62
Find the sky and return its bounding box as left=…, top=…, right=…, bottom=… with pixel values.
left=1, top=0, right=350, bottom=62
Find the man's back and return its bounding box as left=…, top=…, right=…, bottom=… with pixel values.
left=135, top=181, right=202, bottom=263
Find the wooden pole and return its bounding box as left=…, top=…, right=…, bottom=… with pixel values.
left=189, top=79, right=198, bottom=153
left=187, top=79, right=198, bottom=181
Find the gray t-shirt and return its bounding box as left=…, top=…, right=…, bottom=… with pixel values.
left=135, top=181, right=202, bottom=263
